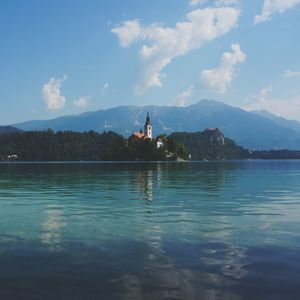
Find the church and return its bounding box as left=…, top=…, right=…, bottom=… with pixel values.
left=132, top=112, right=153, bottom=140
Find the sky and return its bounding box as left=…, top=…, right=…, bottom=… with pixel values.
left=1, top=0, right=300, bottom=125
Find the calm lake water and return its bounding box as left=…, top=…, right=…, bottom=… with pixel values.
left=0, top=161, right=299, bottom=300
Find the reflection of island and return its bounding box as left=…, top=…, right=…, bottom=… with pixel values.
left=131, top=166, right=158, bottom=204
left=144, top=169, right=153, bottom=203
left=41, top=205, right=66, bottom=252
left=121, top=163, right=248, bottom=299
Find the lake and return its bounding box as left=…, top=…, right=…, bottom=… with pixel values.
left=0, top=161, right=299, bottom=299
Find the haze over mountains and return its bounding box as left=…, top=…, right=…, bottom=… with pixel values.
left=252, top=110, right=300, bottom=134
left=11, top=100, right=300, bottom=150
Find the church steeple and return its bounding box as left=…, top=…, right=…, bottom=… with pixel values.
left=145, top=112, right=151, bottom=125
left=144, top=112, right=152, bottom=139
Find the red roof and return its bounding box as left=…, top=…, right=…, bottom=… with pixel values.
left=133, top=132, right=146, bottom=139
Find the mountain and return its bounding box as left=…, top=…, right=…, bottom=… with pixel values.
left=252, top=110, right=300, bottom=133
left=0, top=126, right=22, bottom=134
left=12, top=100, right=300, bottom=150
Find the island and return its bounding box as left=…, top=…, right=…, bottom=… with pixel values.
left=0, top=113, right=299, bottom=161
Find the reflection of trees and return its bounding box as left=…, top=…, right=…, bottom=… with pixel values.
left=1, top=161, right=238, bottom=194
left=129, top=162, right=239, bottom=204
left=163, top=162, right=239, bottom=194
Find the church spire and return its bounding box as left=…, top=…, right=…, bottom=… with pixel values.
left=144, top=112, right=152, bottom=139
left=146, top=112, right=151, bottom=125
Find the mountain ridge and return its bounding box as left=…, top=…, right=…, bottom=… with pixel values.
left=11, top=100, right=300, bottom=150
left=0, top=126, right=23, bottom=134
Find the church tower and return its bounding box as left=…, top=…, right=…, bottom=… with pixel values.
left=144, top=112, right=152, bottom=139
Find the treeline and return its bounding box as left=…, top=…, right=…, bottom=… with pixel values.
left=1, top=129, right=299, bottom=161
left=0, top=130, right=167, bottom=161
left=0, top=130, right=126, bottom=161
left=251, top=150, right=300, bottom=159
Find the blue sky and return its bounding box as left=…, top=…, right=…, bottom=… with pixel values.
left=1, top=0, right=300, bottom=124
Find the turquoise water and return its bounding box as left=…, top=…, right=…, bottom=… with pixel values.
left=0, top=161, right=299, bottom=299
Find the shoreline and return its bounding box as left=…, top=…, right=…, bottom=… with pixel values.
left=1, top=158, right=300, bottom=164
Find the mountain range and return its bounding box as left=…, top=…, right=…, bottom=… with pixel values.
left=11, top=100, right=300, bottom=150
left=0, top=126, right=23, bottom=134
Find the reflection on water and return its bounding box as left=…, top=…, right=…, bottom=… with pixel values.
left=0, top=161, right=300, bottom=299
left=41, top=205, right=66, bottom=252
left=132, top=168, right=154, bottom=203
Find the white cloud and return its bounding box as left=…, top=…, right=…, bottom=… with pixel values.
left=73, top=96, right=89, bottom=108
left=190, top=0, right=208, bottom=6
left=112, top=7, right=240, bottom=93
left=190, top=0, right=239, bottom=7
left=201, top=43, right=246, bottom=94
left=111, top=20, right=143, bottom=48
left=254, top=0, right=300, bottom=25
left=215, top=0, right=240, bottom=6
left=101, top=82, right=109, bottom=94
left=42, top=75, right=67, bottom=110
left=283, top=70, right=300, bottom=78
left=172, top=85, right=194, bottom=107
left=244, top=86, right=300, bottom=121
left=254, top=86, right=273, bottom=103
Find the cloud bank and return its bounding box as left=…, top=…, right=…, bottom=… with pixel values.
left=201, top=43, right=246, bottom=94
left=112, top=7, right=240, bottom=93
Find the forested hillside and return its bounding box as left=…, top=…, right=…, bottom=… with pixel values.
left=0, top=130, right=164, bottom=161
left=169, top=131, right=250, bottom=160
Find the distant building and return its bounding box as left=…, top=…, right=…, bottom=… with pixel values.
left=132, top=112, right=153, bottom=140
left=7, top=154, right=18, bottom=160
left=203, top=128, right=225, bottom=145
left=156, top=138, right=164, bottom=149
left=144, top=112, right=152, bottom=139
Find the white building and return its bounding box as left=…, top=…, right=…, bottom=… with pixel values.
left=156, top=138, right=164, bottom=149
left=133, top=112, right=153, bottom=140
